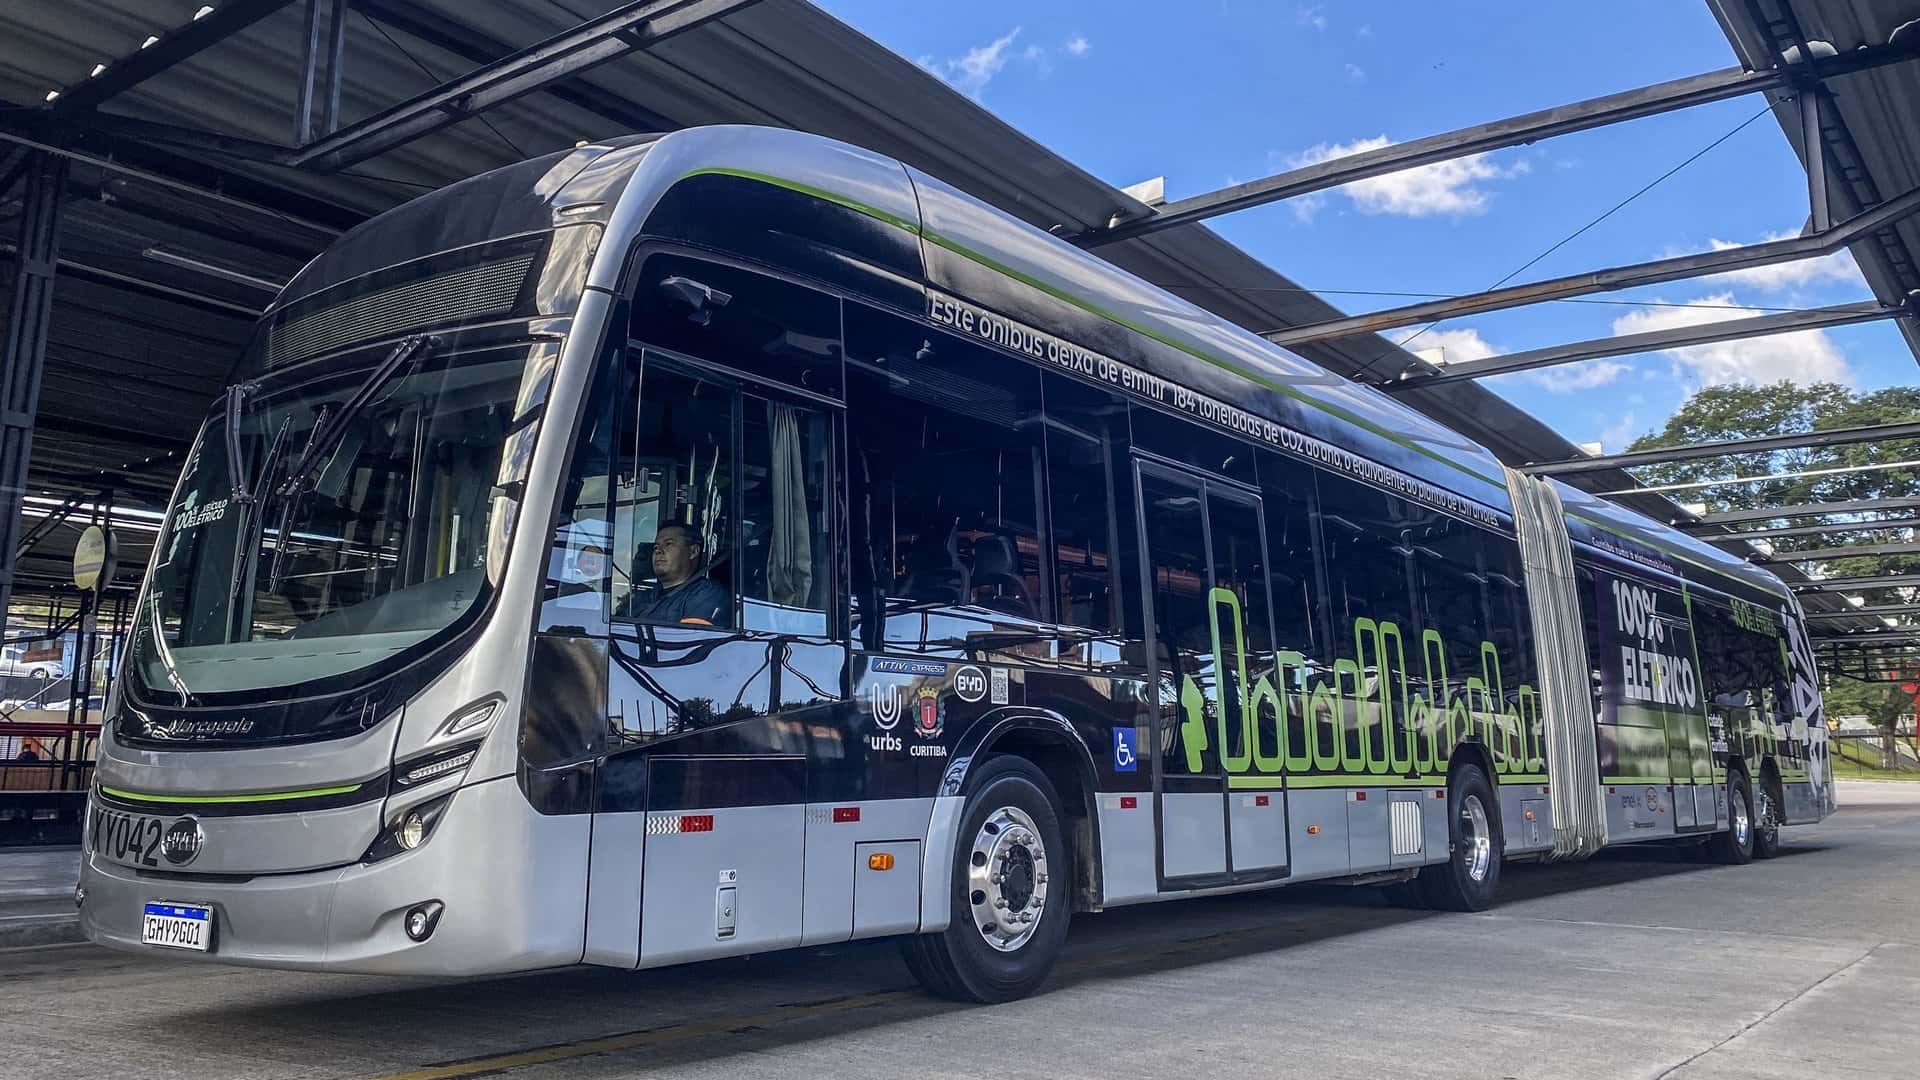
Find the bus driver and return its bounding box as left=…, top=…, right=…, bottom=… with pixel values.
left=629, top=522, right=731, bottom=627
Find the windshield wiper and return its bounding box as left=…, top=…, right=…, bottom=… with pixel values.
left=275, top=334, right=435, bottom=501
left=222, top=381, right=258, bottom=502
left=228, top=415, right=292, bottom=604
left=266, top=333, right=435, bottom=592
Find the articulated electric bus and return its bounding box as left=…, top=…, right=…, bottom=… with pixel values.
left=78, top=126, right=1833, bottom=1002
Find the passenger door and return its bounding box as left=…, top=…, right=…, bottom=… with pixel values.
left=1136, top=460, right=1289, bottom=888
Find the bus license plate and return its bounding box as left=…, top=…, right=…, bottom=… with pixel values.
left=142, top=902, right=213, bottom=952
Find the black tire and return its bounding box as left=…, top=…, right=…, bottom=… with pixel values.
left=1413, top=764, right=1503, bottom=912
left=1709, top=772, right=1755, bottom=865
left=899, top=756, right=1071, bottom=1003
left=1751, top=772, right=1783, bottom=860
left=29, top=668, right=45, bottom=680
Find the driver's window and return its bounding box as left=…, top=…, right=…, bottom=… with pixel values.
left=606, top=358, right=834, bottom=635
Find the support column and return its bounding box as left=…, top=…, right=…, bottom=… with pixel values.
left=0, top=151, right=69, bottom=626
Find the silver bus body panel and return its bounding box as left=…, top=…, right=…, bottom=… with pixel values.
left=82, top=777, right=589, bottom=975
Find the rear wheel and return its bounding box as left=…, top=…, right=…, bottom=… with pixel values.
left=1751, top=774, right=1783, bottom=859
left=1709, top=773, right=1755, bottom=865
left=1413, top=765, right=1502, bottom=911
left=900, top=756, right=1071, bottom=1003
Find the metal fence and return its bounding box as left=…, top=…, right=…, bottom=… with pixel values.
left=1830, top=732, right=1920, bottom=778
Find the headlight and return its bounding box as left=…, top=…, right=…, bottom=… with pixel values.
left=392, top=741, right=482, bottom=788
left=397, top=809, right=429, bottom=850
left=364, top=793, right=453, bottom=863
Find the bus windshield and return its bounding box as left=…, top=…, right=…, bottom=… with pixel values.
left=131, top=333, right=547, bottom=700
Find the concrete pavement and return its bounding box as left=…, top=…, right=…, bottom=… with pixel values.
left=0, top=781, right=1914, bottom=1079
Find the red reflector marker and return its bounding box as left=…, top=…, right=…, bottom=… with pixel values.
left=1254, top=794, right=1270, bottom=807
left=679, top=814, right=715, bottom=833
left=832, top=806, right=860, bottom=823
left=1354, top=790, right=1367, bottom=801
left=1119, top=796, right=1138, bottom=810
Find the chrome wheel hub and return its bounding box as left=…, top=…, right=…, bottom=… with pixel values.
left=1460, top=793, right=1493, bottom=883
left=968, top=806, right=1048, bottom=953
left=1732, top=790, right=1751, bottom=847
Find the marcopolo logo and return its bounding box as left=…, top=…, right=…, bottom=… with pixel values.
left=161, top=816, right=204, bottom=867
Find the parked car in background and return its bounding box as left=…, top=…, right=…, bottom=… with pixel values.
left=0, top=647, right=66, bottom=681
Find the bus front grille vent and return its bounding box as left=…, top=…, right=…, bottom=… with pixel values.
left=267, top=255, right=534, bottom=369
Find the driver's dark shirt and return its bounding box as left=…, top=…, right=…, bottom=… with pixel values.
left=627, top=576, right=731, bottom=627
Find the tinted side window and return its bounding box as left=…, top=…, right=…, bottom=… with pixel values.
left=609, top=360, right=836, bottom=635
left=846, top=308, right=1048, bottom=657
left=1044, top=423, right=1123, bottom=660
left=630, top=253, right=843, bottom=398
left=1484, top=540, right=1542, bottom=774
left=1314, top=470, right=1421, bottom=775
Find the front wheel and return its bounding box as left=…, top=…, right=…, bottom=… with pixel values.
left=1709, top=773, right=1756, bottom=865
left=1413, top=765, right=1502, bottom=911
left=899, top=756, right=1070, bottom=1003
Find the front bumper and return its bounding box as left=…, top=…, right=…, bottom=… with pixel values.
left=78, top=777, right=591, bottom=975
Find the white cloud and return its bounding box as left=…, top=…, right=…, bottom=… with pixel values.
left=1288, top=135, right=1527, bottom=217
left=1528, top=360, right=1631, bottom=392
left=1357, top=23, right=1374, bottom=38
left=1065, top=34, right=1091, bottom=56
left=1297, top=6, right=1327, bottom=30
left=1610, top=293, right=1853, bottom=387
left=1398, top=326, right=1629, bottom=393
left=1698, top=231, right=1866, bottom=292
left=1598, top=412, right=1643, bottom=454
left=1396, top=327, right=1500, bottom=364
left=1345, top=63, right=1365, bottom=82
left=926, top=28, right=1023, bottom=98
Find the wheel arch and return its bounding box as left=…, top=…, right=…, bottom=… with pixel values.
left=947, top=709, right=1104, bottom=913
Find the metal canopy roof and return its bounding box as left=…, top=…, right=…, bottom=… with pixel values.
left=0, top=0, right=1909, bottom=665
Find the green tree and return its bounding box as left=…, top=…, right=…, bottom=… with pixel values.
left=1626, top=381, right=1920, bottom=759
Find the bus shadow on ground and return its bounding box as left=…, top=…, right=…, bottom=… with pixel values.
left=160, top=841, right=1804, bottom=1077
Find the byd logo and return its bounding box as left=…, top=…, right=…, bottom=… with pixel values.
left=954, top=666, right=988, bottom=703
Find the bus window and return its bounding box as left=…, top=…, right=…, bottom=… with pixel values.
left=607, top=359, right=834, bottom=635
left=846, top=310, right=1048, bottom=658
left=630, top=254, right=843, bottom=399
left=1043, top=423, right=1124, bottom=667
left=1314, top=470, right=1421, bottom=772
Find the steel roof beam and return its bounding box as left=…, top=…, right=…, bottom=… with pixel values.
left=1677, top=496, right=1920, bottom=527
left=1075, top=37, right=1920, bottom=247
left=291, top=0, right=761, bottom=172
left=1754, top=540, right=1920, bottom=564
left=1524, top=418, right=1920, bottom=475
left=1387, top=300, right=1905, bottom=389
left=49, top=0, right=298, bottom=114
left=353, top=0, right=680, bottom=136
left=0, top=128, right=348, bottom=237
left=1805, top=604, right=1920, bottom=621
left=1263, top=184, right=1920, bottom=347
left=1701, top=515, right=1920, bottom=542
left=1794, top=573, right=1920, bottom=593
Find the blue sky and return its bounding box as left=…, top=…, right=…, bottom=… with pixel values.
left=815, top=0, right=1913, bottom=453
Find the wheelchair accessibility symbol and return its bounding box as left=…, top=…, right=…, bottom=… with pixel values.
left=1112, top=728, right=1138, bottom=772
